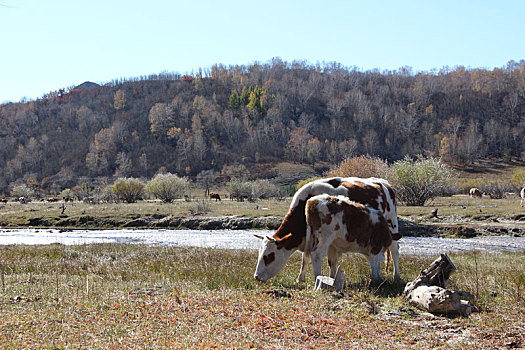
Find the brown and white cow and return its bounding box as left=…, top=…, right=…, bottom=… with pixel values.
left=469, top=188, right=482, bottom=198
left=254, top=177, right=401, bottom=283
left=305, top=194, right=392, bottom=283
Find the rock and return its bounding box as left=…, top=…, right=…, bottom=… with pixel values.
left=122, top=218, right=149, bottom=228
left=314, top=265, right=345, bottom=293
left=28, top=217, right=51, bottom=226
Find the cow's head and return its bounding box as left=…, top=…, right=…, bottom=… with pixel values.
left=253, top=233, right=293, bottom=282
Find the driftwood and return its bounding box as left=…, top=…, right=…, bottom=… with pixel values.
left=314, top=265, right=345, bottom=293
left=404, top=254, right=474, bottom=316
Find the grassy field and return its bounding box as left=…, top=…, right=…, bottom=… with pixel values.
left=1, top=191, right=525, bottom=230
left=0, top=197, right=291, bottom=229
left=0, top=244, right=524, bottom=348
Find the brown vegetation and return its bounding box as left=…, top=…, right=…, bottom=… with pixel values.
left=0, top=244, right=523, bottom=348
left=1, top=60, right=525, bottom=196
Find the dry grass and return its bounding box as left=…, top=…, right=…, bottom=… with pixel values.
left=0, top=198, right=290, bottom=228
left=2, top=192, right=525, bottom=230
left=0, top=244, right=524, bottom=349
left=397, top=193, right=525, bottom=219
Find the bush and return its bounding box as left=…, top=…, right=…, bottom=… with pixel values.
left=227, top=181, right=253, bottom=201
left=251, top=179, right=279, bottom=199
left=10, top=184, right=34, bottom=199
left=145, top=173, right=190, bottom=203
left=296, top=177, right=321, bottom=191
left=391, top=156, right=454, bottom=206
left=111, top=178, right=145, bottom=203
left=511, top=169, right=525, bottom=188
left=478, top=181, right=517, bottom=199
left=324, top=155, right=391, bottom=180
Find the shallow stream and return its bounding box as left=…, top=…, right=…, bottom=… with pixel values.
left=1, top=228, right=525, bottom=256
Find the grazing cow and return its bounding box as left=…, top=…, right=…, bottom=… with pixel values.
left=210, top=192, right=222, bottom=201
left=1, top=198, right=8, bottom=204
left=306, top=194, right=392, bottom=282
left=18, top=196, right=26, bottom=204
left=254, top=177, right=401, bottom=283
left=469, top=188, right=482, bottom=198
left=521, top=187, right=525, bottom=207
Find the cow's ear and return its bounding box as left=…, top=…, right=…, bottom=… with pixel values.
left=254, top=234, right=264, bottom=240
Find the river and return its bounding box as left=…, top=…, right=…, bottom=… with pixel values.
left=1, top=228, right=525, bottom=256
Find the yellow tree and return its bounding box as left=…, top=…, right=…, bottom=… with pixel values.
left=113, top=90, right=126, bottom=111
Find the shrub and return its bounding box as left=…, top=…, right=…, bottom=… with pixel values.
left=251, top=179, right=279, bottom=199
left=391, top=156, right=454, bottom=206
left=296, top=177, right=321, bottom=191
left=478, top=181, right=517, bottom=199
left=10, top=184, right=34, bottom=199
left=227, top=181, right=253, bottom=201
left=324, top=155, right=391, bottom=180
left=111, top=178, right=145, bottom=203
left=511, top=168, right=525, bottom=188
left=145, top=173, right=190, bottom=203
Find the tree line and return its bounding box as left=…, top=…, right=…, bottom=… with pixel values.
left=0, top=58, right=524, bottom=195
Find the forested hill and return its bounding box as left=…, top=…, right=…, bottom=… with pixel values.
left=1, top=58, right=524, bottom=194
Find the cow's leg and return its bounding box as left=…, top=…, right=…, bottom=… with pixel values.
left=368, top=253, right=385, bottom=284
left=310, top=244, right=329, bottom=281
left=296, top=251, right=310, bottom=283
left=327, top=245, right=339, bottom=278
left=389, top=240, right=401, bottom=282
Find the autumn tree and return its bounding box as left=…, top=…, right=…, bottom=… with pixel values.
left=111, top=178, right=145, bottom=203
left=113, top=89, right=126, bottom=110
left=145, top=173, right=190, bottom=203
left=391, top=156, right=454, bottom=206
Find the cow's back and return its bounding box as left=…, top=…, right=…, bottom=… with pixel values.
left=306, top=194, right=392, bottom=256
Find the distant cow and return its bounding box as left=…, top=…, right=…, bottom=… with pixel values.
left=521, top=187, right=525, bottom=207
left=210, top=192, right=221, bottom=201
left=1, top=198, right=8, bottom=204
left=254, top=177, right=401, bottom=284
left=469, top=188, right=482, bottom=198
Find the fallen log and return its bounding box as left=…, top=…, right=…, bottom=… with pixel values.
left=404, top=254, right=474, bottom=316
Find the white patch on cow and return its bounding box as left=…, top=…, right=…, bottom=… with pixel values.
left=254, top=236, right=295, bottom=282
left=367, top=208, right=381, bottom=226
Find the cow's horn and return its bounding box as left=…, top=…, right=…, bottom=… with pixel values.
left=276, top=233, right=292, bottom=241
left=254, top=234, right=264, bottom=240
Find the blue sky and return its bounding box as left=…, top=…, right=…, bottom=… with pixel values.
left=1, top=0, right=524, bottom=103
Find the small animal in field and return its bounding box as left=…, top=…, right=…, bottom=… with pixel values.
left=0, top=198, right=8, bottom=204
left=521, top=187, right=525, bottom=207
left=469, top=188, right=482, bottom=198
left=209, top=192, right=221, bottom=201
